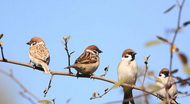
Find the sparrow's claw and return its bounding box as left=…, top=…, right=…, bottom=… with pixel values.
left=32, top=64, right=38, bottom=70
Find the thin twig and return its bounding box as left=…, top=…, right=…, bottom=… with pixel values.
left=0, top=45, right=7, bottom=61
left=169, top=0, right=185, bottom=74
left=44, top=74, right=54, bottom=97
left=141, top=55, right=150, bottom=104
left=65, top=98, right=71, bottom=104
left=0, top=68, right=40, bottom=101
left=19, top=91, right=36, bottom=104
left=90, top=88, right=111, bottom=100
left=63, top=38, right=73, bottom=74
left=142, top=55, right=150, bottom=87
left=100, top=66, right=109, bottom=77
left=168, top=0, right=185, bottom=103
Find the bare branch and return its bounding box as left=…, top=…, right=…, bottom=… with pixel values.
left=19, top=91, right=36, bottom=104
left=142, top=55, right=150, bottom=87
left=90, top=88, right=111, bottom=100
left=100, top=66, right=109, bottom=77
left=0, top=58, right=179, bottom=103
left=62, top=36, right=73, bottom=74
left=44, top=74, right=54, bottom=97
left=141, top=55, right=151, bottom=104
left=168, top=0, right=185, bottom=103
left=0, top=44, right=7, bottom=61
left=169, top=0, right=185, bottom=73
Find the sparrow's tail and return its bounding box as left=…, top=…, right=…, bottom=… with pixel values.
left=40, top=61, right=50, bottom=74
left=123, top=87, right=135, bottom=104
left=64, top=65, right=78, bottom=69
left=64, top=66, right=71, bottom=69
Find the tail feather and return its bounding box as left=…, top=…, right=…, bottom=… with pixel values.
left=64, top=66, right=72, bottom=69
left=123, top=88, right=135, bottom=104
left=40, top=62, right=50, bottom=74
left=64, top=65, right=78, bottom=69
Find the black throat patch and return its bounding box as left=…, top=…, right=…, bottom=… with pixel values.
left=128, top=52, right=135, bottom=61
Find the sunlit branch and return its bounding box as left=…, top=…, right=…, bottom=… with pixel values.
left=0, top=58, right=179, bottom=104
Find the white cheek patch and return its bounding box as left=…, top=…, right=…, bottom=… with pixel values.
left=86, top=49, right=98, bottom=55
left=160, top=73, right=165, bottom=78
left=36, top=42, right=44, bottom=45
left=122, top=55, right=132, bottom=61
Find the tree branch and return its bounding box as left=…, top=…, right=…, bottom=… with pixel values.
left=44, top=74, right=54, bottom=97
left=168, top=1, right=185, bottom=103
left=0, top=58, right=178, bottom=104
left=141, top=55, right=150, bottom=104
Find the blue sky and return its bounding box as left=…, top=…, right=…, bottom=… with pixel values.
left=0, top=0, right=190, bottom=104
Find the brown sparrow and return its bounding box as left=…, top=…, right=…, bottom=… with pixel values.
left=156, top=68, right=177, bottom=99
left=117, top=49, right=138, bottom=104
left=27, top=37, right=50, bottom=74
left=65, top=45, right=102, bottom=75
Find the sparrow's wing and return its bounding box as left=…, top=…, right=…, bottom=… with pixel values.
left=29, top=44, right=50, bottom=62
left=74, top=51, right=98, bottom=64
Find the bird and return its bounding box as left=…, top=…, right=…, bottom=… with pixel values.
left=156, top=68, right=177, bottom=99
left=27, top=37, right=50, bottom=74
left=64, top=45, right=102, bottom=75
left=117, top=49, right=138, bottom=104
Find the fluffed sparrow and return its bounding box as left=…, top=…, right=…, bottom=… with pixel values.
left=117, top=49, right=138, bottom=104
left=27, top=37, right=50, bottom=74
left=156, top=68, right=177, bottom=99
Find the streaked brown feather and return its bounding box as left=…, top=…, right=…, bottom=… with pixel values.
left=74, top=51, right=98, bottom=64
left=29, top=44, right=50, bottom=64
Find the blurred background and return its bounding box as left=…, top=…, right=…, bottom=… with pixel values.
left=0, top=0, right=190, bottom=104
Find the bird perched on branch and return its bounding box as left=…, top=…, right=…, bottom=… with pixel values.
left=156, top=68, right=177, bottom=99
left=64, top=45, right=102, bottom=75
left=27, top=37, right=50, bottom=74
left=117, top=49, right=138, bottom=104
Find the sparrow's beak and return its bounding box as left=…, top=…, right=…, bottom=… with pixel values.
left=98, top=50, right=103, bottom=53
left=26, top=42, right=30, bottom=45
left=132, top=52, right=137, bottom=56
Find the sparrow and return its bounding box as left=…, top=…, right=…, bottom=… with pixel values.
left=117, top=49, right=138, bottom=104
left=27, top=37, right=50, bottom=74
left=156, top=68, right=177, bottom=99
left=64, top=45, right=102, bottom=75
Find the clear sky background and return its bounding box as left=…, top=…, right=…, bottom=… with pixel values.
left=0, top=0, right=190, bottom=104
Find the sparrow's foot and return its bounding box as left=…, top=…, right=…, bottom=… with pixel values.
left=90, top=74, right=94, bottom=79
left=28, top=60, right=32, bottom=64
left=76, top=71, right=80, bottom=79
left=32, top=64, right=38, bottom=70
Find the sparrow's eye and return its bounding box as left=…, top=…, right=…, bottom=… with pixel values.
left=93, top=50, right=97, bottom=54
left=124, top=55, right=129, bottom=58
left=31, top=41, right=36, bottom=45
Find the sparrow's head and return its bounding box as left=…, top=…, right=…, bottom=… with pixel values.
left=159, top=68, right=170, bottom=78
left=85, top=45, right=102, bottom=55
left=27, top=37, right=45, bottom=46
left=122, top=49, right=137, bottom=61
